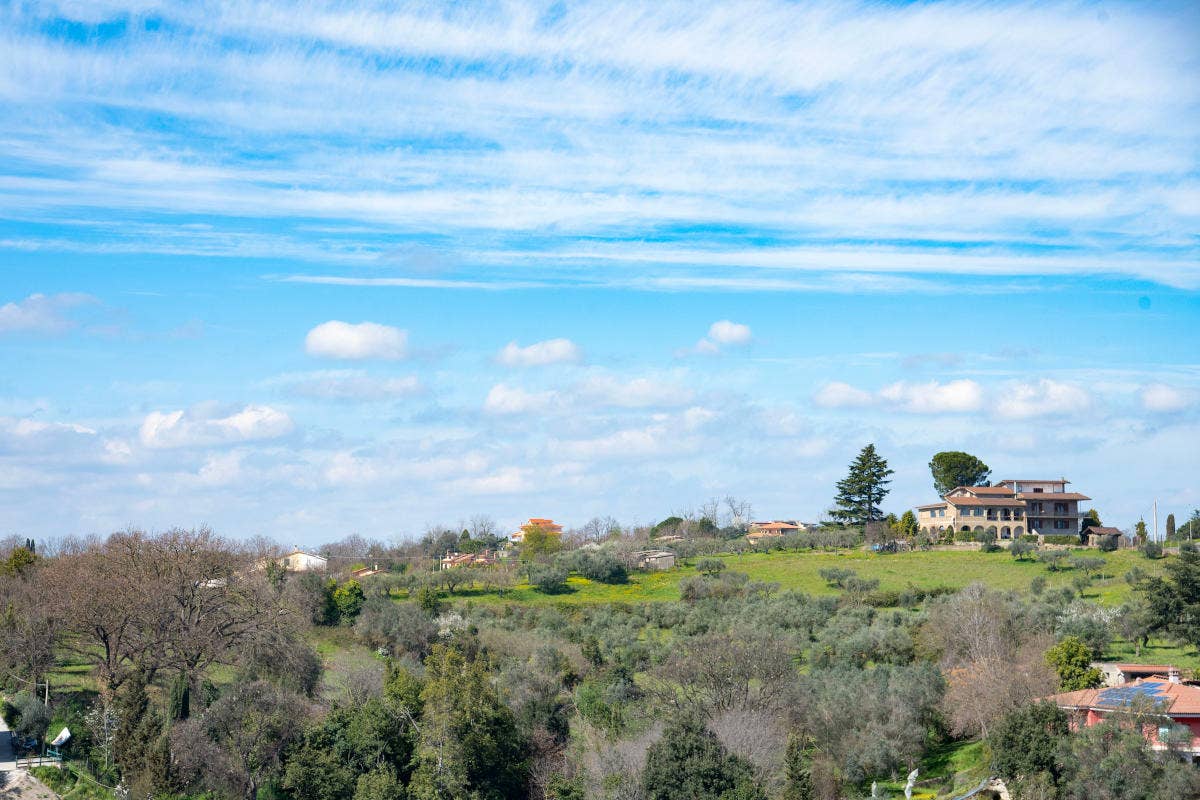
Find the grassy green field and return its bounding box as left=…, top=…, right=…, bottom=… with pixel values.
left=429, top=547, right=1163, bottom=607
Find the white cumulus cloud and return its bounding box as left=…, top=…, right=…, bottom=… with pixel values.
left=575, top=374, right=693, bottom=408
left=691, top=320, right=753, bottom=354
left=304, top=320, right=407, bottom=360
left=814, top=381, right=875, bottom=408
left=483, top=384, right=556, bottom=415
left=0, top=293, right=96, bottom=334
left=879, top=379, right=984, bottom=413
left=995, top=379, right=1091, bottom=419
left=1141, top=382, right=1194, bottom=413
left=708, top=320, right=753, bottom=345
left=497, top=338, right=582, bottom=367
left=140, top=404, right=294, bottom=448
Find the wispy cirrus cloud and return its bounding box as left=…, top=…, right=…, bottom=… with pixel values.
left=0, top=1, right=1195, bottom=289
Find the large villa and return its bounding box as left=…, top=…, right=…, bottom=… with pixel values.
left=916, top=478, right=1090, bottom=541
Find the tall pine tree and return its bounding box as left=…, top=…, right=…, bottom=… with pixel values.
left=830, top=444, right=893, bottom=526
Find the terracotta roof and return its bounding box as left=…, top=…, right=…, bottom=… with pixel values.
left=916, top=502, right=948, bottom=510
left=1017, top=492, right=1090, bottom=501
left=1049, top=678, right=1200, bottom=716
left=752, top=521, right=800, bottom=531
left=1088, top=527, right=1123, bottom=537
left=954, top=486, right=1015, bottom=496
left=999, top=479, right=1071, bottom=485
left=1113, top=664, right=1178, bottom=672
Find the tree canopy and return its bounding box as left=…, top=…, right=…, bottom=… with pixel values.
left=830, top=444, right=893, bottom=526
left=928, top=451, right=991, bottom=496
left=642, top=712, right=764, bottom=800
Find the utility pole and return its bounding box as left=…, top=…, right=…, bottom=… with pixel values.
left=1154, top=499, right=1159, bottom=543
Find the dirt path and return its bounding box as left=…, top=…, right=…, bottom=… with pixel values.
left=0, top=771, right=59, bottom=800
left=0, top=713, right=14, bottom=771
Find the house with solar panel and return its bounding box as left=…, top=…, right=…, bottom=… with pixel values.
left=916, top=477, right=1092, bottom=542
left=1047, top=669, right=1200, bottom=761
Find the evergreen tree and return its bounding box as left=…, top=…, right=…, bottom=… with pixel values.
left=990, top=702, right=1068, bottom=785
left=782, top=733, right=815, bottom=800
left=899, top=510, right=919, bottom=538
left=1045, top=637, right=1103, bottom=691
left=928, top=451, right=990, bottom=496
left=642, top=712, right=764, bottom=800
left=830, top=444, right=894, bottom=526
left=1167, top=513, right=1176, bottom=540
left=409, top=645, right=528, bottom=800
left=169, top=671, right=190, bottom=721
left=1142, top=548, right=1200, bottom=648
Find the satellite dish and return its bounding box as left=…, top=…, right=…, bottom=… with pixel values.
left=50, top=727, right=71, bottom=747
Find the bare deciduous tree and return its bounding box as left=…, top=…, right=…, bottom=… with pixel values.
left=656, top=632, right=795, bottom=712
left=45, top=527, right=294, bottom=698
left=171, top=680, right=310, bottom=800
left=723, top=496, right=754, bottom=530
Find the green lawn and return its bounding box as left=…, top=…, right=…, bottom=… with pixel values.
left=872, top=738, right=990, bottom=799
left=423, top=547, right=1163, bottom=607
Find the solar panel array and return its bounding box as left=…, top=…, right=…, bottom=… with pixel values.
left=1096, top=681, right=1169, bottom=708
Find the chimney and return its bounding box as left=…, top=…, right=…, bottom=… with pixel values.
left=1169, top=667, right=1182, bottom=684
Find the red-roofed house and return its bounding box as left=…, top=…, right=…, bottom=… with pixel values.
left=747, top=520, right=804, bottom=543
left=510, top=518, right=563, bottom=544
left=1047, top=673, right=1200, bottom=760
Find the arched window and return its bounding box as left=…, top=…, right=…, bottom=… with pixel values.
left=1001, top=526, right=1011, bottom=539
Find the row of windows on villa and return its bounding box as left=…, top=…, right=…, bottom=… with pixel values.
left=925, top=507, right=1025, bottom=520
left=923, top=524, right=1026, bottom=538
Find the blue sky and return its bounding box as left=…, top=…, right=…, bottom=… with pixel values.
left=1, top=0, right=1198, bottom=544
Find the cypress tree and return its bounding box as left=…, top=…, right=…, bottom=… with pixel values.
left=782, top=733, right=815, bottom=800
left=168, top=671, right=190, bottom=721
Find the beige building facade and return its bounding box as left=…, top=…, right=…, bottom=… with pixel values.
left=917, top=478, right=1090, bottom=540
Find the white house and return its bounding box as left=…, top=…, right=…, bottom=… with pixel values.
left=280, top=549, right=328, bottom=572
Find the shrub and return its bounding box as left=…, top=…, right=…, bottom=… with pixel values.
left=1042, top=535, right=1081, bottom=546
left=678, top=571, right=751, bottom=602
left=30, top=766, right=74, bottom=794
left=1038, top=550, right=1069, bottom=571
left=1009, top=540, right=1036, bottom=560
left=842, top=576, right=880, bottom=594
left=953, top=531, right=976, bottom=543
left=1141, top=541, right=1164, bottom=560
left=1019, top=534, right=1040, bottom=543
left=530, top=565, right=569, bottom=593
left=1070, top=556, right=1106, bottom=576
left=355, top=597, right=438, bottom=658
left=10, top=691, right=50, bottom=740
left=568, top=550, right=628, bottom=584
left=332, top=579, right=366, bottom=621
left=1046, top=636, right=1104, bottom=690
left=818, top=567, right=854, bottom=588
left=695, top=558, right=726, bottom=577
